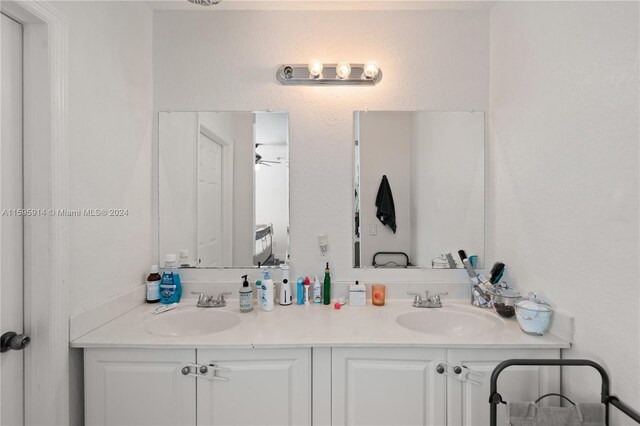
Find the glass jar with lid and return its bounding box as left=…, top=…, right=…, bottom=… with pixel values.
left=491, top=288, right=522, bottom=318
left=514, top=293, right=553, bottom=336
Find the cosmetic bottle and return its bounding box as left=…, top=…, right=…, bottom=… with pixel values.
left=313, top=276, right=322, bottom=304
left=323, top=263, right=331, bottom=305
left=296, top=277, right=304, bottom=305
left=261, top=270, right=275, bottom=312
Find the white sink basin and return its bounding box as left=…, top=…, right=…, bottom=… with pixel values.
left=396, top=307, right=504, bottom=336
left=144, top=309, right=241, bottom=337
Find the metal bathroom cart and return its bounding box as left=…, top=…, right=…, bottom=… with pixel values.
left=489, top=359, right=640, bottom=426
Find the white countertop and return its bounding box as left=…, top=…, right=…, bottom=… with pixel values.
left=71, top=299, right=570, bottom=349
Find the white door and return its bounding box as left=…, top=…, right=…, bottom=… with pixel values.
left=196, top=348, right=311, bottom=425
left=332, top=348, right=447, bottom=426
left=446, top=349, right=561, bottom=426
left=197, top=132, right=223, bottom=266
left=84, top=349, right=196, bottom=426
left=1, top=13, right=27, bottom=426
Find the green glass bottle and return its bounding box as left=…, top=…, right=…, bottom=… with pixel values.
left=323, top=262, right=331, bottom=305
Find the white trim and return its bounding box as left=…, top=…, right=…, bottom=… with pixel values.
left=198, top=116, right=235, bottom=266
left=69, top=286, right=146, bottom=342
left=1, top=1, right=68, bottom=424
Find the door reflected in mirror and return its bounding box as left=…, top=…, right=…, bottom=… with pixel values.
left=353, top=111, right=484, bottom=269
left=159, top=111, right=289, bottom=268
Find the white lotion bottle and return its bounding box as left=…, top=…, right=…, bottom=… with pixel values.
left=261, top=270, right=275, bottom=312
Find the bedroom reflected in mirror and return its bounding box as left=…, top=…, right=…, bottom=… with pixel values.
left=159, top=111, right=289, bottom=268
left=353, top=111, right=484, bottom=269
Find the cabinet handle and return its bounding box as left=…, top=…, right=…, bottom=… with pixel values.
left=180, top=363, right=230, bottom=382
left=435, top=362, right=483, bottom=386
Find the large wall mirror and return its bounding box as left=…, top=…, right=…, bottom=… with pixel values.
left=353, top=111, right=484, bottom=269
left=159, top=111, right=289, bottom=268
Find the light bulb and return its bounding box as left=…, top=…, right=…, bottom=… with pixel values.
left=254, top=163, right=261, bottom=172
left=308, top=60, right=323, bottom=78
left=363, top=61, right=379, bottom=79
left=336, top=62, right=351, bottom=79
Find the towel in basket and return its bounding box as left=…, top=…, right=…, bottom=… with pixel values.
left=506, top=401, right=605, bottom=426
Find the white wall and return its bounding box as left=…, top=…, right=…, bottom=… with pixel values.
left=358, top=111, right=413, bottom=266
left=54, top=2, right=153, bottom=424
left=489, top=1, right=639, bottom=419
left=153, top=8, right=490, bottom=283
left=58, top=1, right=153, bottom=315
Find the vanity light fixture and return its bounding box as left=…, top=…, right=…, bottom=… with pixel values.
left=277, top=60, right=383, bottom=86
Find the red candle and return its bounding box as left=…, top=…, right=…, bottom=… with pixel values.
left=372, top=284, right=385, bottom=306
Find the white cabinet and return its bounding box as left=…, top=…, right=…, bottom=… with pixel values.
left=330, top=347, right=560, bottom=426
left=84, top=349, right=196, bottom=426
left=446, top=348, right=561, bottom=426
left=196, top=348, right=311, bottom=426
left=84, top=346, right=560, bottom=426
left=332, top=348, right=447, bottom=426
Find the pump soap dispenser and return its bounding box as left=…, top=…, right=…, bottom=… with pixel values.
left=239, top=275, right=253, bottom=312
left=261, top=270, right=275, bottom=312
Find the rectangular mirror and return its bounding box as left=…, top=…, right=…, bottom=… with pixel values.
left=353, top=111, right=484, bottom=269
left=159, top=111, right=289, bottom=268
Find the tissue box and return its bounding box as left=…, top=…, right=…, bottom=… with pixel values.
left=349, top=281, right=367, bottom=306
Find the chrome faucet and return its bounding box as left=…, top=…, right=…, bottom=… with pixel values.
left=407, top=291, right=448, bottom=308
left=191, top=291, right=232, bottom=308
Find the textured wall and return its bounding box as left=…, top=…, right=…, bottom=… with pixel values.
left=490, top=2, right=640, bottom=419
left=59, top=0, right=153, bottom=314
left=54, top=2, right=153, bottom=424
left=153, top=9, right=490, bottom=283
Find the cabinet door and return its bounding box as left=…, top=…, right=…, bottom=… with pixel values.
left=84, top=349, right=196, bottom=426
left=332, top=348, right=447, bottom=426
left=447, top=348, right=560, bottom=426
left=196, top=348, right=311, bottom=426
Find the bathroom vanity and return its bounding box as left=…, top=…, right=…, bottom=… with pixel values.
left=73, top=300, right=568, bottom=426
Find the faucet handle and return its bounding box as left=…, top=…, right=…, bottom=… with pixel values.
left=430, top=292, right=448, bottom=302
left=407, top=292, right=423, bottom=303
left=216, top=292, right=232, bottom=302
left=191, top=291, right=207, bottom=303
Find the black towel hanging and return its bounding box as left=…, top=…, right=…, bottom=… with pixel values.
left=375, top=175, right=397, bottom=233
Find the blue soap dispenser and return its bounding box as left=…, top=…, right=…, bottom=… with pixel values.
left=160, top=254, right=182, bottom=304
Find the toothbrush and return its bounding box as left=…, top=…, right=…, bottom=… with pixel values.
left=445, top=253, right=457, bottom=269
left=489, top=262, right=505, bottom=284
left=152, top=303, right=177, bottom=315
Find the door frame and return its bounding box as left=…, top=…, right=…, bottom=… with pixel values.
left=197, top=117, right=234, bottom=266
left=0, top=1, right=68, bottom=425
